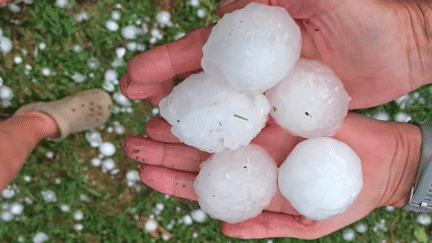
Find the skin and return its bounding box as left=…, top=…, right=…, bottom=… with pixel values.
left=121, top=0, right=431, bottom=239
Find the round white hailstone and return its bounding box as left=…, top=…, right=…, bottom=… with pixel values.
left=161, top=233, right=170, bottom=241
left=54, top=178, right=61, bottom=184
left=99, top=142, right=116, bottom=156
left=85, top=130, right=102, bottom=147
left=201, top=3, right=301, bottom=94
left=71, top=73, right=86, bottom=83
left=160, top=72, right=271, bottom=153
left=104, top=69, right=117, bottom=82
left=74, top=210, right=84, bottom=221
left=150, top=28, right=163, bottom=40
left=126, top=107, right=133, bottom=113
left=0, top=36, right=13, bottom=53
left=111, top=10, right=121, bottom=20
left=149, top=37, right=157, bottom=44
left=385, top=206, right=395, bottom=211
left=17, top=236, right=25, bottom=242
left=72, top=44, right=83, bottom=52
left=343, top=229, right=355, bottom=241
left=74, top=224, right=83, bottom=231
left=38, top=42, right=46, bottom=50
left=114, top=124, right=125, bottom=135
left=192, top=232, right=198, bottom=238
left=115, top=3, right=122, bottom=9
left=8, top=3, right=21, bottom=13
left=266, top=59, right=349, bottom=138
left=193, top=144, right=278, bottom=223
left=41, top=190, right=57, bottom=203
left=126, top=170, right=140, bottom=182
left=74, top=12, right=88, bottom=22
left=355, top=223, right=368, bottom=233
left=116, top=47, right=126, bottom=58
left=197, top=9, right=206, bottom=18
left=23, top=175, right=32, bottom=182
left=10, top=202, right=24, bottom=215
left=174, top=32, right=185, bottom=40
left=45, top=151, right=54, bottom=159
left=111, top=57, right=124, bottom=68
left=25, top=64, right=32, bottom=70
left=190, top=209, right=207, bottom=223
left=102, top=82, right=115, bottom=92
left=2, top=187, right=15, bottom=199
left=126, top=42, right=137, bottom=51
left=1, top=211, right=14, bottom=221
left=87, top=57, right=100, bottom=69
left=145, top=219, right=158, bottom=231
left=151, top=107, right=160, bottom=116
left=59, top=204, right=70, bottom=212
left=156, top=11, right=172, bottom=28
left=394, top=112, right=412, bottom=122
left=155, top=202, right=164, bottom=211
left=278, top=137, right=363, bottom=220
left=417, top=213, right=432, bottom=225
left=107, top=127, right=114, bottom=133
left=373, top=219, right=388, bottom=233
left=55, top=0, right=68, bottom=8
left=372, top=111, right=389, bottom=121
left=102, top=158, right=116, bottom=171
left=33, top=232, right=49, bottom=243
left=113, top=92, right=131, bottom=107
left=188, top=0, right=200, bottom=7
left=110, top=168, right=120, bottom=175
left=14, top=55, right=23, bottom=64
left=182, top=215, right=193, bottom=225
left=0, top=85, right=14, bottom=100
left=121, top=25, right=140, bottom=39
left=41, top=67, right=51, bottom=76
left=136, top=43, right=146, bottom=52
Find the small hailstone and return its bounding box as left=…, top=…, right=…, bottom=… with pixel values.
left=1, top=211, right=14, bottom=221
left=55, top=0, right=69, bottom=8
left=156, top=11, right=172, bottom=28
left=91, top=158, right=102, bottom=167
left=8, top=3, right=21, bottom=13
left=111, top=10, right=121, bottom=20
left=54, top=178, right=61, bottom=184
left=74, top=12, right=88, bottom=23
left=85, top=130, right=102, bottom=147
left=174, top=32, right=185, bottom=40
left=417, top=213, right=432, bottom=225
left=155, top=202, right=164, bottom=211
left=71, top=73, right=86, bottom=83
left=0, top=36, right=13, bottom=53
left=126, top=42, right=137, bottom=51
left=342, top=229, right=355, bottom=241
left=136, top=43, right=146, bottom=52
left=72, top=44, right=83, bottom=52
left=190, top=209, right=207, bottom=223
left=121, top=25, right=141, bottom=40
left=102, top=158, right=116, bottom=171
left=114, top=124, right=125, bottom=135
left=104, top=69, right=118, bottom=82
left=113, top=92, right=131, bottom=106
left=126, top=107, right=134, bottom=113
left=33, top=232, right=49, bottom=243
left=0, top=85, right=14, bottom=100
left=116, top=47, right=126, bottom=58
left=197, top=9, right=206, bottom=18
left=14, top=55, right=23, bottom=64
left=202, top=3, right=301, bottom=94
left=2, top=187, right=15, bottom=199
left=41, top=190, right=57, bottom=203
left=111, top=58, right=124, bottom=68
left=373, top=111, right=389, bottom=121
left=187, top=0, right=200, bottom=7
left=145, top=219, right=158, bottom=231
left=87, top=57, right=100, bottom=69
left=373, top=219, right=388, bottom=233
left=161, top=233, right=170, bottom=241
left=99, top=142, right=116, bottom=156
left=385, top=206, right=395, bottom=211
left=194, top=144, right=277, bottom=223
left=192, top=232, right=198, bottom=238
left=38, top=42, right=46, bottom=50
left=74, top=210, right=84, bottom=221
left=160, top=72, right=271, bottom=153
left=278, top=137, right=362, bottom=220
left=151, top=107, right=160, bottom=116
left=115, top=3, right=122, bottom=9
left=126, top=170, right=140, bottom=182
left=59, top=204, right=70, bottom=212
left=182, top=215, right=193, bottom=225
left=102, top=82, right=115, bottom=92
left=41, top=67, right=52, bottom=76
left=394, top=112, right=412, bottom=122
left=45, top=151, right=54, bottom=159
left=110, top=168, right=120, bottom=175
left=266, top=59, right=350, bottom=138
left=10, top=202, right=24, bottom=215
left=74, top=224, right=83, bottom=231
left=150, top=28, right=163, bottom=40
left=23, top=175, right=32, bottom=182
left=355, top=223, right=368, bottom=233
left=25, top=64, right=32, bottom=70
left=17, top=236, right=25, bottom=242
left=107, top=127, right=114, bottom=133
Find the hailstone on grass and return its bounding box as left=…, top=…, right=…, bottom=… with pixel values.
left=159, top=72, right=271, bottom=153
left=193, top=144, right=277, bottom=223
left=266, top=59, right=350, bottom=138
left=278, top=137, right=363, bottom=220
left=201, top=3, right=301, bottom=94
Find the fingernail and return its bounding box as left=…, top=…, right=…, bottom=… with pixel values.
left=218, top=0, right=235, bottom=8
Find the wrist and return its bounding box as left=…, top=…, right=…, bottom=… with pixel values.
left=387, top=123, right=422, bottom=208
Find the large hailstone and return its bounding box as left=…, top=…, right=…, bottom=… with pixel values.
left=194, top=144, right=277, bottom=223
left=159, top=72, right=271, bottom=153
left=278, top=137, right=363, bottom=220
left=266, top=59, right=350, bottom=138
left=201, top=3, right=301, bottom=94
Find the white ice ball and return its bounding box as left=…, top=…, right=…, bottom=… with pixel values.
left=0, top=36, right=13, bottom=53
left=201, top=3, right=301, bottom=94
left=193, top=144, right=278, bottom=223
left=278, top=137, right=363, bottom=220
left=266, top=59, right=350, bottom=138
left=99, top=142, right=116, bottom=156
left=121, top=25, right=140, bottom=40
left=160, top=72, right=271, bottom=153
left=105, top=20, right=119, bottom=31
left=0, top=85, right=14, bottom=100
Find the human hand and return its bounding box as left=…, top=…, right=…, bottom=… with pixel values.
left=123, top=113, right=421, bottom=239
left=121, top=0, right=432, bottom=109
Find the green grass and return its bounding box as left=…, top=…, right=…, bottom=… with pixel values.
left=1, top=0, right=432, bottom=242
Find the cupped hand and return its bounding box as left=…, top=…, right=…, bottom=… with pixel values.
left=121, top=0, right=432, bottom=109
left=123, top=113, right=421, bottom=239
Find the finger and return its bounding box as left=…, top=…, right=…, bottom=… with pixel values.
left=139, top=164, right=198, bottom=201
left=127, top=25, right=213, bottom=86
left=145, top=117, right=181, bottom=143
left=124, top=136, right=210, bottom=172
left=123, top=79, right=174, bottom=103
left=265, top=189, right=301, bottom=216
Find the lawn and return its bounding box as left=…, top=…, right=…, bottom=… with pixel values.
left=0, top=0, right=431, bottom=242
